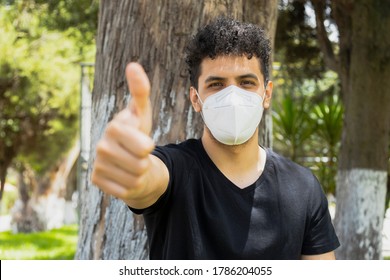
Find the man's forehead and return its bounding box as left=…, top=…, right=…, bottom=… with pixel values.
left=199, top=55, right=263, bottom=80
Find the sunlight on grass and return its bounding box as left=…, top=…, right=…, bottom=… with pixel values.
left=0, top=224, right=78, bottom=260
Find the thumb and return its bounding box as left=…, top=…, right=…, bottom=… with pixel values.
left=126, top=62, right=152, bottom=134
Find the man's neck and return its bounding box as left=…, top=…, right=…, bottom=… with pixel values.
left=201, top=129, right=266, bottom=189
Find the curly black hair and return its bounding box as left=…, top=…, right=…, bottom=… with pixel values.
left=185, top=16, right=271, bottom=89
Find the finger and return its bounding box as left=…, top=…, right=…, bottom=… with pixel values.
left=92, top=158, right=144, bottom=190
left=91, top=170, right=143, bottom=200
left=114, top=107, right=140, bottom=127
left=96, top=139, right=151, bottom=176
left=125, top=62, right=153, bottom=134
left=126, top=62, right=151, bottom=116
left=104, top=121, right=154, bottom=157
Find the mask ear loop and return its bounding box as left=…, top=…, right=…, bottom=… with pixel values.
left=195, top=89, right=205, bottom=112
left=195, top=89, right=204, bottom=106
left=194, top=89, right=206, bottom=118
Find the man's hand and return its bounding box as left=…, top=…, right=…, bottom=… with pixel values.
left=91, top=63, right=168, bottom=208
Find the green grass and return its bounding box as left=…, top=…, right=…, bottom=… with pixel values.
left=0, top=224, right=78, bottom=260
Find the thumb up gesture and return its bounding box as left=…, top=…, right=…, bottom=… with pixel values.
left=91, top=63, right=168, bottom=209
left=126, top=63, right=153, bottom=134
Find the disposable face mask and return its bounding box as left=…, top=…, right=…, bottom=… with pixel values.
left=196, top=85, right=265, bottom=145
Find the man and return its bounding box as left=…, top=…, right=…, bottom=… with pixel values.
left=91, top=17, right=340, bottom=260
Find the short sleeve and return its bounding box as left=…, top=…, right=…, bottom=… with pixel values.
left=128, top=145, right=173, bottom=215
left=301, top=174, right=340, bottom=255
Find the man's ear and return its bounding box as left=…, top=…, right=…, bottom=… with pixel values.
left=263, top=81, right=273, bottom=109
left=189, top=87, right=202, bottom=112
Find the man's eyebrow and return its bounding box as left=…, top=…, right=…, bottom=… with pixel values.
left=236, top=74, right=260, bottom=81
left=204, top=74, right=260, bottom=84
left=204, top=76, right=226, bottom=84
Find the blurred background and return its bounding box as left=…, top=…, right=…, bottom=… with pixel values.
left=0, top=0, right=389, bottom=260
left=0, top=0, right=96, bottom=259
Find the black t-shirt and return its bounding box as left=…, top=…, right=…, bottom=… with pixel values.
left=130, top=139, right=340, bottom=259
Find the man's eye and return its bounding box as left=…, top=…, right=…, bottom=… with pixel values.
left=241, top=80, right=256, bottom=86
left=208, top=82, right=223, bottom=88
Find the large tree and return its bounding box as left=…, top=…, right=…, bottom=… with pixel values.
left=311, top=0, right=390, bottom=259
left=76, top=0, right=278, bottom=259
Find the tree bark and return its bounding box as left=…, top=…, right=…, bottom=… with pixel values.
left=312, top=0, right=390, bottom=259
left=243, top=0, right=278, bottom=147
left=76, top=0, right=278, bottom=260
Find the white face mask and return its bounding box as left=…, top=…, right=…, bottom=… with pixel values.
left=196, top=85, right=266, bottom=145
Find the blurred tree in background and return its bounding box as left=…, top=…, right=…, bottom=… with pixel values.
left=0, top=0, right=97, bottom=232
left=0, top=0, right=98, bottom=45
left=274, top=0, right=390, bottom=259
left=272, top=0, right=342, bottom=195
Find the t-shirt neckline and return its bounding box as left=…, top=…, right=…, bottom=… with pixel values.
left=195, top=138, right=270, bottom=193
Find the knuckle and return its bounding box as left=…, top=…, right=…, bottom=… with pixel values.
left=91, top=171, right=98, bottom=185
left=91, top=164, right=107, bottom=184
left=92, top=161, right=105, bottom=173
left=96, top=141, right=111, bottom=157
left=91, top=170, right=102, bottom=187
left=123, top=188, right=135, bottom=200
left=114, top=108, right=138, bottom=126
left=105, top=121, right=120, bottom=138
left=131, top=176, right=145, bottom=190
left=139, top=145, right=153, bottom=157
left=133, top=158, right=150, bottom=175
left=140, top=158, right=150, bottom=173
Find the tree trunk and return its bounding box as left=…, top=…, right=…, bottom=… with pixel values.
left=0, top=150, right=16, bottom=210
left=0, top=166, right=6, bottom=208
left=76, top=0, right=278, bottom=260
left=314, top=0, right=390, bottom=259
left=10, top=166, right=46, bottom=233
left=10, top=155, right=80, bottom=233
left=243, top=0, right=278, bottom=148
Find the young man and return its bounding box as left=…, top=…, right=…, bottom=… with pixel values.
left=91, top=17, right=340, bottom=259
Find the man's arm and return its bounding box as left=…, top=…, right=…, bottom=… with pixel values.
left=301, top=251, right=336, bottom=260
left=91, top=62, right=169, bottom=210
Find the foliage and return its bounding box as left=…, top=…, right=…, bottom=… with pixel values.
left=273, top=1, right=343, bottom=195
left=0, top=7, right=76, bottom=176
left=311, top=91, right=343, bottom=194
left=0, top=190, right=17, bottom=215
left=272, top=93, right=314, bottom=163
left=33, top=0, right=98, bottom=46
left=275, top=0, right=326, bottom=84
left=316, top=102, right=342, bottom=191
left=0, top=1, right=96, bottom=183
left=0, top=0, right=98, bottom=45
left=0, top=224, right=78, bottom=259
left=272, top=71, right=343, bottom=195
